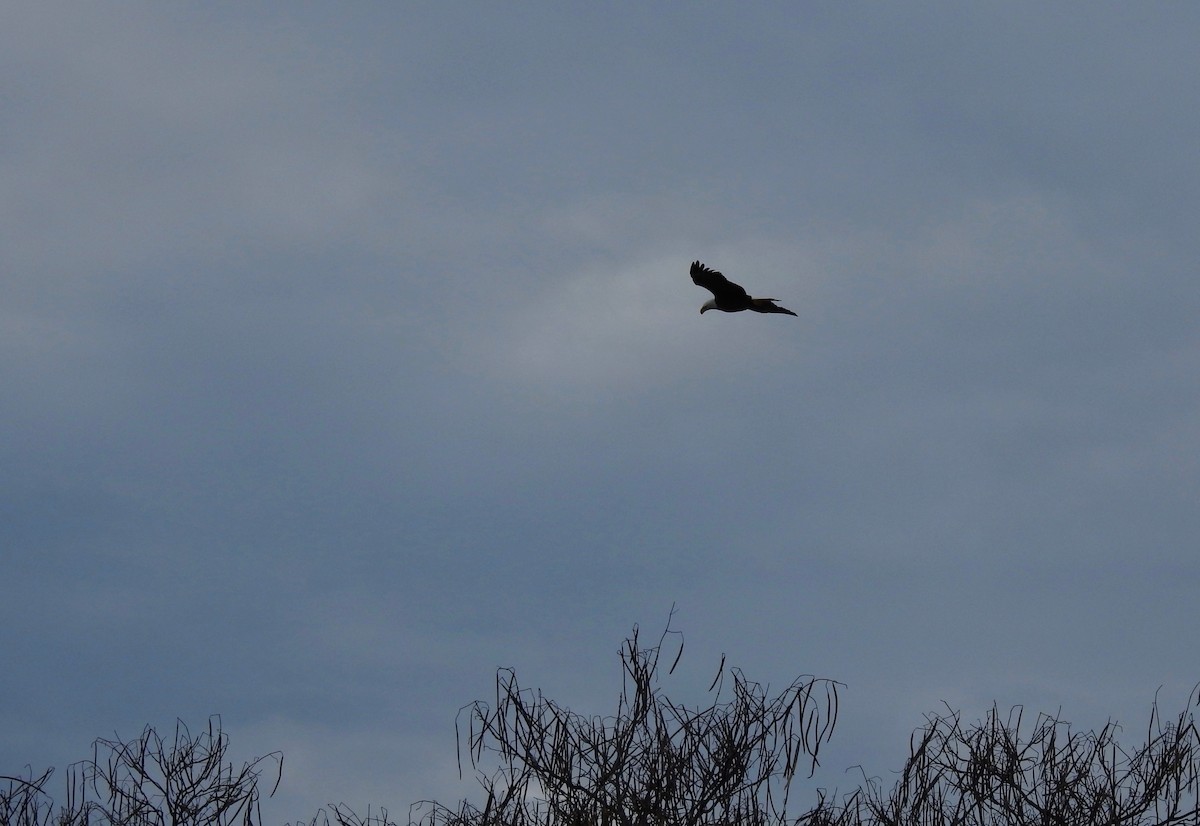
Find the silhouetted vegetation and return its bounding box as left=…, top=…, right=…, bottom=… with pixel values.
left=1, top=718, right=280, bottom=826
left=4, top=625, right=1198, bottom=826
left=410, top=619, right=841, bottom=826
left=842, top=694, right=1200, bottom=825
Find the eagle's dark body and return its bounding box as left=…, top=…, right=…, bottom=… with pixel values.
left=690, top=261, right=797, bottom=316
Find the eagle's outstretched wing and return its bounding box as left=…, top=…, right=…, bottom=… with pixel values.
left=690, top=260, right=749, bottom=303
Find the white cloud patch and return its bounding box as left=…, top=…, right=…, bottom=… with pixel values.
left=478, top=236, right=840, bottom=395
left=235, top=715, right=468, bottom=823
left=489, top=254, right=696, bottom=387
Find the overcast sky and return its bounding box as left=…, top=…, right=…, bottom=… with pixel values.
left=3, top=3, right=1199, bottom=821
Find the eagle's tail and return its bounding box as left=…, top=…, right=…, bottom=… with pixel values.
left=750, top=298, right=798, bottom=317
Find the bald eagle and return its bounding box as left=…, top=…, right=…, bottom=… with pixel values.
left=690, top=261, right=797, bottom=317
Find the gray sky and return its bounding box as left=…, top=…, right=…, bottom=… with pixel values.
left=3, top=3, right=1199, bottom=821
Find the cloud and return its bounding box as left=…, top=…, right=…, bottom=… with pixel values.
left=4, top=4, right=1200, bottom=820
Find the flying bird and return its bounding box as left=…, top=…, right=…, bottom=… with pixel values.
left=690, top=260, right=797, bottom=316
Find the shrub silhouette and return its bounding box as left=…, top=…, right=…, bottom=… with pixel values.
left=1, top=717, right=280, bottom=826
left=408, top=620, right=842, bottom=826
left=4, top=625, right=1199, bottom=826
left=846, top=693, right=1200, bottom=826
